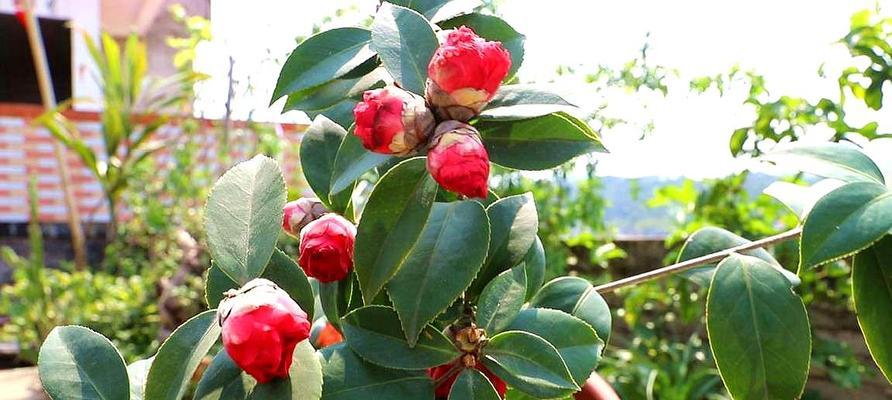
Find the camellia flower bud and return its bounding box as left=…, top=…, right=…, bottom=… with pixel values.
left=298, top=214, right=356, bottom=283
left=426, top=26, right=512, bottom=121
left=426, top=121, right=490, bottom=199
left=218, top=279, right=311, bottom=384
left=353, top=87, right=435, bottom=155
left=282, top=197, right=327, bottom=237
left=310, top=320, right=344, bottom=349
left=428, top=363, right=507, bottom=399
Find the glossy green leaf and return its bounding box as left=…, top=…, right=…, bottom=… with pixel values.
left=439, top=13, right=525, bottom=79
left=475, top=112, right=606, bottom=171
left=371, top=3, right=438, bottom=95
left=762, top=179, right=844, bottom=220
left=505, top=308, right=603, bottom=386
left=145, top=310, right=221, bottom=400
left=677, top=227, right=799, bottom=287
left=272, top=27, right=375, bottom=102
left=354, top=158, right=438, bottom=303
left=477, top=267, right=527, bottom=334
left=388, top=0, right=481, bottom=22
left=341, top=305, right=459, bottom=369
left=205, top=249, right=314, bottom=318
left=330, top=133, right=394, bottom=195
left=387, top=201, right=490, bottom=345
left=706, top=254, right=811, bottom=400
left=321, top=344, right=435, bottom=399
left=38, top=326, right=130, bottom=400
left=852, top=236, right=892, bottom=383
left=448, top=368, right=501, bottom=400
left=529, top=277, right=612, bottom=345
left=482, top=331, right=578, bottom=398
left=206, top=155, right=286, bottom=284
left=194, top=351, right=254, bottom=399
left=472, top=193, right=538, bottom=294
left=478, top=85, right=575, bottom=121
left=763, top=142, right=885, bottom=185
left=800, top=181, right=892, bottom=269
left=300, top=116, right=351, bottom=210
left=284, top=70, right=386, bottom=131
left=521, top=236, right=546, bottom=301
left=319, top=277, right=353, bottom=333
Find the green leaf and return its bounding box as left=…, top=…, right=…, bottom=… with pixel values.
left=763, top=143, right=885, bottom=185
left=301, top=116, right=350, bottom=209
left=38, top=326, right=130, bottom=400
left=475, top=112, right=606, bottom=171
left=677, top=227, right=799, bottom=287
left=448, top=368, right=501, bottom=400
left=762, top=179, right=844, bottom=220
left=319, top=277, right=353, bottom=333
left=284, top=70, right=386, bottom=130
left=341, top=305, right=459, bottom=369
left=482, top=331, right=578, bottom=399
left=520, top=236, right=546, bottom=301
left=205, top=249, right=315, bottom=318
left=800, top=181, right=892, bottom=269
left=472, top=193, right=538, bottom=295
left=706, top=254, right=811, bottom=400
left=321, top=344, right=435, bottom=399
left=206, top=155, right=286, bottom=284
left=145, top=310, right=221, bottom=400
left=852, top=236, right=892, bottom=383
left=272, top=27, right=375, bottom=102
left=330, top=133, right=394, bottom=195
left=479, top=85, right=575, bottom=121
left=195, top=341, right=323, bottom=400
left=388, top=0, right=481, bottom=22
left=477, top=267, right=527, bottom=334
left=505, top=308, right=603, bottom=386
left=439, top=13, right=525, bottom=79
left=194, top=351, right=254, bottom=399
left=387, top=201, right=490, bottom=345
left=529, top=277, right=612, bottom=345
left=354, top=158, right=438, bottom=303
left=371, top=3, right=438, bottom=95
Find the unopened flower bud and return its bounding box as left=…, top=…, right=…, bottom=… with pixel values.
left=353, top=87, right=435, bottom=155
left=428, top=362, right=507, bottom=398
left=298, top=214, right=356, bottom=282
left=218, top=279, right=311, bottom=384
left=283, top=197, right=327, bottom=237
left=426, top=121, right=490, bottom=199
left=426, top=26, right=511, bottom=121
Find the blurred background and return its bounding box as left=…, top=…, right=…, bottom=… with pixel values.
left=1, top=0, right=891, bottom=398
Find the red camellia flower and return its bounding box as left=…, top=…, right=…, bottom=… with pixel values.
left=282, top=197, right=327, bottom=237
left=426, top=121, right=490, bottom=198
left=353, top=87, right=435, bottom=155
left=428, top=363, right=507, bottom=399
left=426, top=26, right=511, bottom=121
left=298, top=214, right=356, bottom=282
left=218, top=279, right=311, bottom=384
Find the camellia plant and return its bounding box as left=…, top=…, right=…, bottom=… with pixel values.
left=35, top=2, right=892, bottom=400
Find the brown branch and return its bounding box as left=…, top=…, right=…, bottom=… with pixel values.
left=595, top=227, right=803, bottom=293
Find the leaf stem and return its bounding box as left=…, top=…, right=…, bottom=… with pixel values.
left=594, top=227, right=803, bottom=293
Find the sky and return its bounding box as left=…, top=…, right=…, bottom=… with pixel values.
left=196, top=0, right=892, bottom=179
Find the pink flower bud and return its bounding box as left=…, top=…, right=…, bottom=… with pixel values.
left=426, top=121, right=490, bottom=199
left=282, top=197, right=328, bottom=237
left=218, top=279, right=311, bottom=384
left=298, top=214, right=356, bottom=283
left=426, top=26, right=512, bottom=121
left=353, top=87, right=435, bottom=155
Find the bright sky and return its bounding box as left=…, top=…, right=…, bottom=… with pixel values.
left=197, top=0, right=892, bottom=179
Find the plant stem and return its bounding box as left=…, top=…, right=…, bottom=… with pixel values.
left=594, top=227, right=802, bottom=293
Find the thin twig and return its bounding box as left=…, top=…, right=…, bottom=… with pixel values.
left=595, top=227, right=803, bottom=293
